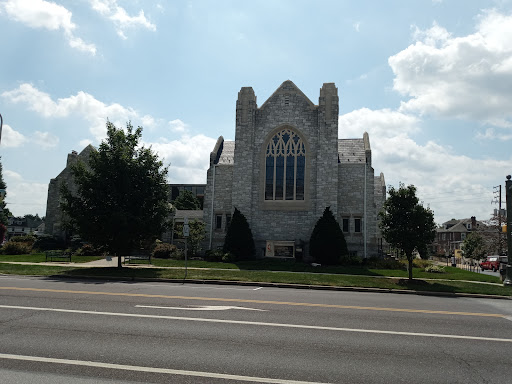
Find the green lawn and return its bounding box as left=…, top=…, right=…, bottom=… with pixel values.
left=61, top=267, right=511, bottom=296
left=0, top=253, right=103, bottom=263
left=0, top=256, right=508, bottom=296
left=150, top=258, right=501, bottom=284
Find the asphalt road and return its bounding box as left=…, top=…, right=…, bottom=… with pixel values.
left=1, top=275, right=512, bottom=383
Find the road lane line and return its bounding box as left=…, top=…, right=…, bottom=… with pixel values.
left=0, top=286, right=506, bottom=318
left=1, top=304, right=511, bottom=343
left=0, top=353, right=327, bottom=384
left=135, top=305, right=268, bottom=311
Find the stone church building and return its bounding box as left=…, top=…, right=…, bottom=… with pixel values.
left=45, top=80, right=386, bottom=259
left=204, top=80, right=386, bottom=258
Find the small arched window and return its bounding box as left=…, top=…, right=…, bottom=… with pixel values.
left=265, top=129, right=306, bottom=201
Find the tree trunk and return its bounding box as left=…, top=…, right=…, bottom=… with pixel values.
left=408, top=256, right=413, bottom=280
left=117, top=253, right=122, bottom=268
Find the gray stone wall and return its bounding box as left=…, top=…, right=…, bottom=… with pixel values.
left=337, top=162, right=378, bottom=257
left=202, top=80, right=385, bottom=259
left=45, top=145, right=95, bottom=239
left=203, top=163, right=234, bottom=249
left=240, top=81, right=340, bottom=257
left=232, top=87, right=257, bottom=221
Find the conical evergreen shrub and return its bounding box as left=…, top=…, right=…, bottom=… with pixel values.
left=309, top=207, right=348, bottom=265
left=223, top=207, right=255, bottom=260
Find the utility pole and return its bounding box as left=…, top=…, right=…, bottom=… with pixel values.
left=504, top=175, right=512, bottom=286
left=0, top=113, right=3, bottom=145
left=493, top=185, right=503, bottom=255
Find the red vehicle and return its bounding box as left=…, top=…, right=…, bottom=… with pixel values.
left=479, top=255, right=507, bottom=272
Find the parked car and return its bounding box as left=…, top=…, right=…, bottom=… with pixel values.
left=479, top=255, right=508, bottom=272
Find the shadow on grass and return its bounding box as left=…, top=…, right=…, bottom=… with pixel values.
left=396, top=279, right=457, bottom=293
left=232, top=259, right=386, bottom=276
left=62, top=267, right=164, bottom=279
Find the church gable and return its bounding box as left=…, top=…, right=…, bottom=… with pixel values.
left=259, top=80, right=316, bottom=111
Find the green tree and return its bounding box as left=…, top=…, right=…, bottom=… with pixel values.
left=61, top=121, right=172, bottom=267
left=0, top=156, right=10, bottom=226
left=463, top=232, right=487, bottom=260
left=483, top=211, right=507, bottom=255
left=173, top=190, right=201, bottom=210
left=223, top=207, right=255, bottom=260
left=24, top=214, right=43, bottom=228
left=174, top=219, right=205, bottom=256
left=309, top=207, right=348, bottom=265
left=379, top=184, right=436, bottom=280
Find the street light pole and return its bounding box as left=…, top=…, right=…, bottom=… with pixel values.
left=504, top=175, right=512, bottom=286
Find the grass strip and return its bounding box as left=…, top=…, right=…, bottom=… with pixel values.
left=150, top=259, right=500, bottom=283
left=0, top=254, right=103, bottom=263
left=0, top=263, right=508, bottom=297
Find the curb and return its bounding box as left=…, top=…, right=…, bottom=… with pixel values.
left=46, top=274, right=512, bottom=300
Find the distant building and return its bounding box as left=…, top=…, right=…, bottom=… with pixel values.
left=170, top=184, right=205, bottom=209
left=433, top=216, right=484, bottom=256
left=7, top=216, right=43, bottom=239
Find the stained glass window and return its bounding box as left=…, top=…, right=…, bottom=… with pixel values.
left=264, top=129, right=306, bottom=201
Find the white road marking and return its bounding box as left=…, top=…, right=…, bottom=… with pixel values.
left=135, top=305, right=267, bottom=311
left=0, top=304, right=510, bottom=343
left=253, top=287, right=263, bottom=290
left=0, top=353, right=327, bottom=384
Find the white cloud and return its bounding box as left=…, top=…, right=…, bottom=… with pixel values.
left=339, top=108, right=420, bottom=139
left=169, top=119, right=188, bottom=133
left=3, top=170, right=48, bottom=216
left=339, top=107, right=507, bottom=224
left=145, top=134, right=217, bottom=184
left=2, top=83, right=144, bottom=142
left=476, top=127, right=512, bottom=141
left=89, top=0, right=156, bottom=39
left=79, top=139, right=93, bottom=148
left=1, top=0, right=96, bottom=54
left=1, top=124, right=27, bottom=147
left=353, top=22, right=361, bottom=32
left=0, top=123, right=58, bottom=149
left=32, top=131, right=59, bottom=149
left=389, top=10, right=512, bottom=128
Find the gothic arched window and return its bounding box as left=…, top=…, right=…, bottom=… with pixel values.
left=265, top=129, right=306, bottom=201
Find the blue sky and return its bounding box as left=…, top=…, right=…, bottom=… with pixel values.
left=1, top=0, right=512, bottom=225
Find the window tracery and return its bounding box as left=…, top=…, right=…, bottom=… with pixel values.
left=264, top=129, right=306, bottom=201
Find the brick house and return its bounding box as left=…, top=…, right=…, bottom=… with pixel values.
left=433, top=216, right=483, bottom=256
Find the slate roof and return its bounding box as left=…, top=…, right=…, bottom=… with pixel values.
left=437, top=222, right=469, bottom=233
left=338, top=139, right=366, bottom=163
left=217, top=140, right=235, bottom=165
left=214, top=137, right=371, bottom=165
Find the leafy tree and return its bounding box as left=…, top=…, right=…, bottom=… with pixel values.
left=309, top=207, right=348, bottom=265
left=379, top=184, right=436, bottom=280
left=483, top=211, right=507, bottom=255
left=24, top=214, right=43, bottom=228
left=0, top=223, right=6, bottom=244
left=0, top=157, right=10, bottom=226
left=173, top=190, right=201, bottom=210
left=223, top=207, right=255, bottom=260
left=463, top=232, right=487, bottom=260
left=61, top=121, right=172, bottom=267
left=174, top=219, right=205, bottom=256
